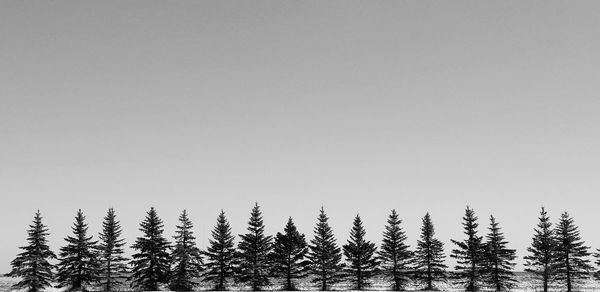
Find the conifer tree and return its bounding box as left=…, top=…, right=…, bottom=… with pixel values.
left=482, top=215, right=517, bottom=291
left=377, top=209, right=412, bottom=291
left=553, top=212, right=592, bottom=292
left=129, top=207, right=171, bottom=291
left=343, top=214, right=379, bottom=290
left=56, top=209, right=101, bottom=291
left=524, top=207, right=556, bottom=292
left=97, top=208, right=128, bottom=291
left=236, top=203, right=273, bottom=291
left=202, top=210, right=236, bottom=291
left=270, top=217, right=310, bottom=290
left=307, top=207, right=343, bottom=291
left=451, top=206, right=485, bottom=292
left=6, top=210, right=57, bottom=292
left=414, top=212, right=447, bottom=291
left=169, top=209, right=204, bottom=291
left=595, top=250, right=600, bottom=280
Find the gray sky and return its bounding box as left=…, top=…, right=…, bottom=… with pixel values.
left=2, top=1, right=600, bottom=273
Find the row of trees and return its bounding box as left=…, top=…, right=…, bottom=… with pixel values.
left=6, top=205, right=600, bottom=292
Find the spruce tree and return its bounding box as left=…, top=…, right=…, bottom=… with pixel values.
left=169, top=209, right=204, bottom=291
left=129, top=207, right=171, bottom=291
left=56, top=209, right=101, bottom=291
left=595, top=250, right=600, bottom=280
left=377, top=209, right=412, bottom=291
left=202, top=210, right=236, bottom=291
left=307, top=207, right=343, bottom=291
left=482, top=215, right=517, bottom=291
left=414, top=212, right=447, bottom=291
left=6, top=210, right=57, bottom=292
left=270, top=217, right=310, bottom=290
left=553, top=212, right=592, bottom=292
left=451, top=206, right=485, bottom=292
left=97, top=208, right=128, bottom=291
left=343, top=214, right=379, bottom=290
left=236, top=203, right=273, bottom=291
left=524, top=207, right=556, bottom=292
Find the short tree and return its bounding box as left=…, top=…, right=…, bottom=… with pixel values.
left=97, top=208, right=129, bottom=291
left=307, top=207, right=344, bottom=291
left=202, top=210, right=237, bottom=291
left=236, top=203, right=273, bottom=291
left=523, top=207, right=556, bottom=292
left=414, top=212, right=447, bottom=290
left=270, top=217, right=310, bottom=290
left=482, top=215, right=517, bottom=291
left=554, top=212, right=592, bottom=292
left=343, top=214, right=379, bottom=290
left=378, top=209, right=412, bottom=291
left=169, top=209, right=204, bottom=291
left=451, top=206, right=486, bottom=291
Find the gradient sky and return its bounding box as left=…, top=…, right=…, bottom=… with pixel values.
left=2, top=1, right=600, bottom=274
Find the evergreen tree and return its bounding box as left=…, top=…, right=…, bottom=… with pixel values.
left=523, top=207, right=556, bottom=292
left=377, top=209, right=412, bottom=291
left=236, top=203, right=273, bottom=291
left=343, top=214, right=379, bottom=290
left=553, top=212, right=592, bottom=292
left=5, top=210, right=57, bottom=292
left=451, top=206, right=485, bottom=291
left=56, top=209, right=101, bottom=291
left=169, top=209, right=204, bottom=291
left=595, top=250, right=600, bottom=280
left=307, top=207, right=343, bottom=291
left=414, top=212, right=447, bottom=291
left=270, top=217, right=310, bottom=290
left=129, top=207, right=171, bottom=291
left=97, top=208, right=128, bottom=291
left=482, top=215, right=517, bottom=291
left=202, top=210, right=236, bottom=291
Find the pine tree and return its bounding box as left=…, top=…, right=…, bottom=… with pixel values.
left=236, top=203, right=273, bottom=291
left=523, top=207, right=556, bottom=292
left=414, top=212, right=447, bottom=291
left=129, top=207, right=171, bottom=291
left=343, top=214, right=379, bottom=290
left=553, top=212, right=592, bottom=292
left=451, top=206, right=485, bottom=292
left=97, top=208, right=128, bottom=291
left=56, top=209, right=101, bottom=291
left=270, top=217, right=310, bottom=290
left=482, top=215, right=517, bottom=291
left=169, top=209, right=204, bottom=291
left=202, top=210, right=236, bottom=291
left=307, top=207, right=343, bottom=291
left=377, top=209, right=412, bottom=291
left=595, top=250, right=600, bottom=280
left=5, top=210, right=57, bottom=292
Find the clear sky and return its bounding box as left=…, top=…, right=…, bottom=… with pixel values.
left=2, top=1, right=600, bottom=274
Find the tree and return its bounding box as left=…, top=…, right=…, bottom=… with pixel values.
left=97, top=208, right=129, bottom=291
left=307, top=207, right=344, bottom=291
left=236, top=203, right=273, bottom=291
left=202, top=210, right=237, bottom=291
left=170, top=209, right=204, bottom=291
left=451, top=206, right=485, bottom=291
left=595, top=250, right=600, bottom=280
left=56, top=209, right=101, bottom=291
left=5, top=210, right=57, bottom=292
left=414, top=212, right=447, bottom=291
left=129, top=207, right=171, bottom=291
left=524, top=207, right=556, bottom=292
left=553, top=212, right=592, bottom=292
left=270, top=217, right=310, bottom=290
left=377, top=209, right=412, bottom=291
left=343, top=214, right=379, bottom=290
left=482, top=215, right=517, bottom=291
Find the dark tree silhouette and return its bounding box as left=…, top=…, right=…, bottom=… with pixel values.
left=236, top=203, right=273, bottom=291
left=6, top=211, right=57, bottom=292
left=378, top=209, right=412, bottom=291
left=343, top=214, right=379, bottom=290
left=307, top=207, right=343, bottom=291
left=482, top=215, right=517, bottom=291
left=56, top=209, right=100, bottom=291
left=270, top=217, right=310, bottom=290
left=524, top=207, right=556, bottom=292
left=202, top=210, right=237, bottom=291
left=169, top=210, right=203, bottom=291
left=553, top=212, right=592, bottom=292
left=129, top=207, right=171, bottom=291
left=595, top=249, right=600, bottom=280
left=414, top=212, right=447, bottom=291
left=451, top=206, right=485, bottom=292
left=97, top=208, right=128, bottom=291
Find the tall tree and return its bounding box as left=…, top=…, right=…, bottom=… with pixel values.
left=307, top=207, right=343, bottom=291
left=236, top=203, right=273, bottom=291
left=129, top=207, right=172, bottom=291
left=524, top=207, right=556, bottom=292
left=414, top=212, right=447, bottom=291
left=202, top=210, right=237, bottom=291
left=343, top=214, right=379, bottom=290
left=170, top=210, right=204, bottom=291
left=97, top=208, right=128, bottom=291
left=56, top=209, right=100, bottom=291
left=270, top=217, right=310, bottom=290
left=5, top=211, right=57, bottom=292
left=482, top=215, right=517, bottom=291
left=451, top=206, right=485, bottom=292
left=377, top=209, right=412, bottom=291
left=553, top=212, right=592, bottom=292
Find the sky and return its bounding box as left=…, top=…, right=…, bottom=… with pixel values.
left=1, top=1, right=600, bottom=274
